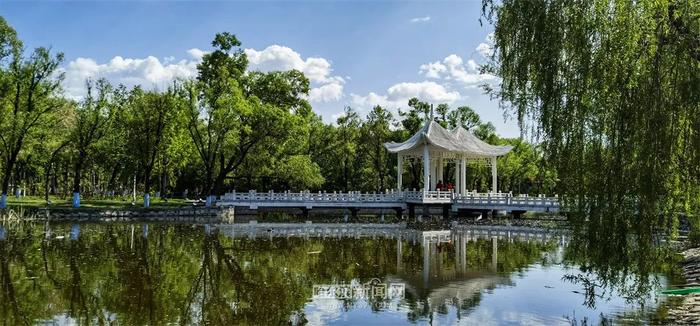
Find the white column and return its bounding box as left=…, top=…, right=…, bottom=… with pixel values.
left=430, top=158, right=437, bottom=190
left=492, top=236, right=498, bottom=271
left=423, top=238, right=430, bottom=288
left=437, top=158, right=443, bottom=184
left=397, top=155, right=403, bottom=191
left=455, top=161, right=461, bottom=194
left=460, top=157, right=467, bottom=194
left=460, top=233, right=467, bottom=273
left=491, top=156, right=498, bottom=193
left=397, top=235, right=403, bottom=271
left=423, top=144, right=430, bottom=192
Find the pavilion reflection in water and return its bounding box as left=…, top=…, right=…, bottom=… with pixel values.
left=216, top=223, right=567, bottom=316
left=0, top=222, right=571, bottom=324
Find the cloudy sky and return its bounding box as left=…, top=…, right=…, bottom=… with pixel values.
left=1, top=1, right=519, bottom=137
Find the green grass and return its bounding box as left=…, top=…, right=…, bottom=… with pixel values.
left=6, top=195, right=193, bottom=209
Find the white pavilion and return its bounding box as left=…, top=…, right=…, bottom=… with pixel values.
left=384, top=120, right=513, bottom=194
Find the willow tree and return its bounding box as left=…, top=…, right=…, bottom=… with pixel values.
left=481, top=0, right=699, bottom=301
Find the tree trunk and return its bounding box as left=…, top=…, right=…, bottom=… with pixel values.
left=44, top=168, right=50, bottom=203
left=204, top=165, right=214, bottom=197
left=213, top=169, right=227, bottom=196
left=106, top=162, right=120, bottom=195
left=144, top=165, right=153, bottom=195
left=1, top=150, right=19, bottom=195
left=343, top=158, right=349, bottom=190
left=72, top=153, right=86, bottom=194
left=62, top=162, right=69, bottom=198
left=162, top=170, right=168, bottom=199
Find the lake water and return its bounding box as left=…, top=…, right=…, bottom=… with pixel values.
left=0, top=223, right=680, bottom=325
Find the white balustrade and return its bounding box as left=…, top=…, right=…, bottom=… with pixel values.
left=218, top=189, right=559, bottom=210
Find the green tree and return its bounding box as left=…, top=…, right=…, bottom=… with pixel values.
left=447, top=105, right=482, bottom=131
left=360, top=105, right=395, bottom=191
left=400, top=97, right=430, bottom=134
left=124, top=86, right=183, bottom=206
left=243, top=70, right=311, bottom=114
left=0, top=36, right=63, bottom=207
left=185, top=33, right=250, bottom=199
left=335, top=106, right=362, bottom=190
left=68, top=79, right=115, bottom=206
left=186, top=33, right=307, bottom=200
left=276, top=155, right=324, bottom=190
left=481, top=0, right=700, bottom=295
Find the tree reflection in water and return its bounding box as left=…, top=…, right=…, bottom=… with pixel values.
left=0, top=222, right=681, bottom=324
left=563, top=210, right=683, bottom=310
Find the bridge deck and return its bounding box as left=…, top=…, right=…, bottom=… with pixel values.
left=217, top=190, right=560, bottom=213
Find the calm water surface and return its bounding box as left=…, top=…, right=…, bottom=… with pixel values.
left=0, top=223, right=679, bottom=325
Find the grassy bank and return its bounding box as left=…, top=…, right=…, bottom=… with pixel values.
left=6, top=196, right=192, bottom=209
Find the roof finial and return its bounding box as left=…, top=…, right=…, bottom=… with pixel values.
left=429, top=104, right=434, bottom=121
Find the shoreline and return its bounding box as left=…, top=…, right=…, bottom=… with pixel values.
left=666, top=247, right=700, bottom=324
left=1, top=206, right=232, bottom=223
left=0, top=205, right=567, bottom=228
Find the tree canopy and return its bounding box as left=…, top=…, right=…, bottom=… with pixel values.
left=0, top=18, right=555, bottom=205
left=481, top=0, right=699, bottom=298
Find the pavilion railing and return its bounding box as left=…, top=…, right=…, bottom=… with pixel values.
left=453, top=192, right=560, bottom=208
left=220, top=190, right=404, bottom=203
left=220, top=190, right=560, bottom=208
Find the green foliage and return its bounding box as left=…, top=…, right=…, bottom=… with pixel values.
left=0, top=37, right=64, bottom=195
left=0, top=223, right=559, bottom=324
left=68, top=78, right=116, bottom=193
left=123, top=86, right=184, bottom=194
left=359, top=105, right=395, bottom=191
left=481, top=0, right=699, bottom=300
left=0, top=20, right=555, bottom=201
left=276, top=155, right=325, bottom=190
left=185, top=33, right=309, bottom=195
left=496, top=138, right=557, bottom=195
left=482, top=0, right=699, bottom=220
left=447, top=105, right=482, bottom=130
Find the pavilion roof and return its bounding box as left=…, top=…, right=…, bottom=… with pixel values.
left=384, top=120, right=513, bottom=158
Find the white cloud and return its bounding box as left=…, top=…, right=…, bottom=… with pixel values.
left=410, top=16, right=431, bottom=23
left=387, top=81, right=460, bottom=103
left=350, top=81, right=460, bottom=114
left=61, top=55, right=199, bottom=98
left=187, top=48, right=207, bottom=60
left=476, top=32, right=495, bottom=58
left=350, top=92, right=393, bottom=109
left=244, top=45, right=344, bottom=103
left=309, top=82, right=343, bottom=102
left=419, top=61, right=447, bottom=79
left=318, top=32, right=516, bottom=137
left=61, top=45, right=345, bottom=103
left=419, top=54, right=497, bottom=88
left=476, top=42, right=493, bottom=58
left=246, top=45, right=327, bottom=82
left=419, top=34, right=498, bottom=89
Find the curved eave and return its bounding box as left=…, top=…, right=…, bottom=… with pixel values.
left=384, top=122, right=514, bottom=157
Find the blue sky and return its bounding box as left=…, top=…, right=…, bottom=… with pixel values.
left=1, top=1, right=519, bottom=137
